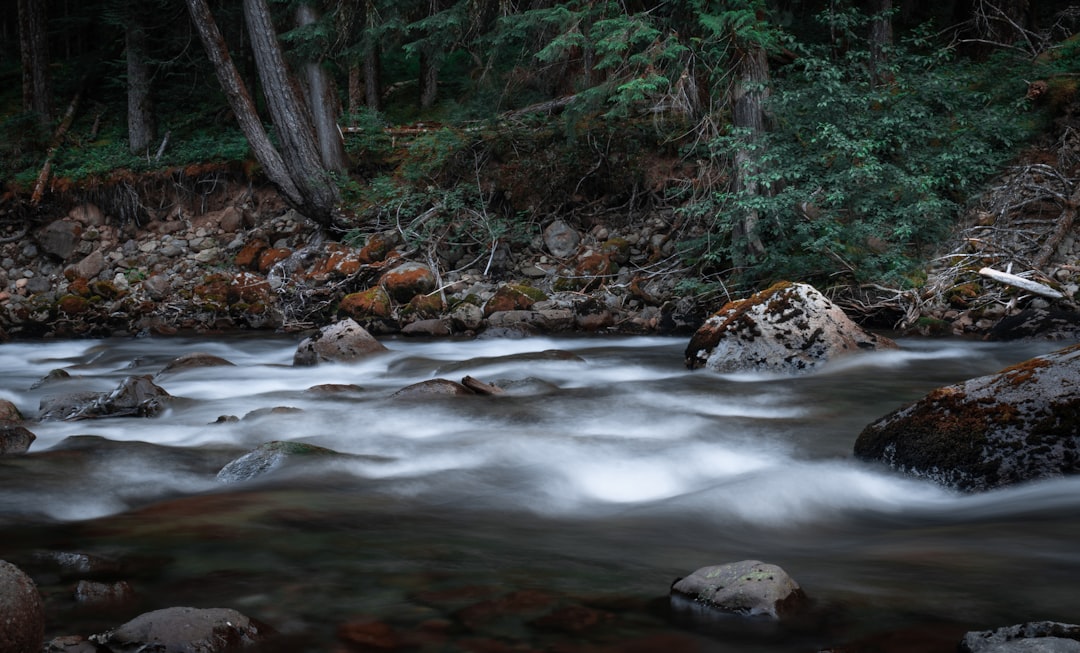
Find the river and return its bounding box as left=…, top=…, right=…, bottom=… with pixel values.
left=0, top=334, right=1077, bottom=652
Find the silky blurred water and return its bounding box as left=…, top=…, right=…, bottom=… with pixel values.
left=0, top=334, right=1077, bottom=651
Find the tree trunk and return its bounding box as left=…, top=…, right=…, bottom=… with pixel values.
left=868, top=0, right=894, bottom=86
left=126, top=11, right=157, bottom=155
left=243, top=0, right=340, bottom=223
left=419, top=47, right=439, bottom=109
left=730, top=44, right=769, bottom=264
left=184, top=0, right=304, bottom=208
left=364, top=41, right=383, bottom=111
left=295, top=3, right=349, bottom=174
left=17, top=0, right=51, bottom=125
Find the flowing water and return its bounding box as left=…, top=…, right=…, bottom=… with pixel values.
left=1, top=334, right=1078, bottom=652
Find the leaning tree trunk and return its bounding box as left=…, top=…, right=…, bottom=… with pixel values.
left=183, top=0, right=304, bottom=207
left=729, top=44, right=769, bottom=265
left=17, top=0, right=51, bottom=126
left=126, top=12, right=157, bottom=155
left=295, top=3, right=349, bottom=174
left=243, top=0, right=340, bottom=224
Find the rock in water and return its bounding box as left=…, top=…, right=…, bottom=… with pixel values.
left=685, top=282, right=897, bottom=374
left=961, top=622, right=1080, bottom=653
left=90, top=606, right=271, bottom=652
left=855, top=343, right=1080, bottom=491
left=670, top=560, right=805, bottom=620
left=0, top=560, right=45, bottom=653
left=293, top=318, right=388, bottom=366
left=0, top=424, right=35, bottom=454
left=216, top=441, right=340, bottom=483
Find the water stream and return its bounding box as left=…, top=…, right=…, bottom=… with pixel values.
left=1, top=334, right=1077, bottom=651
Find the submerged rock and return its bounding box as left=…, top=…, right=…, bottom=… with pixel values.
left=670, top=559, right=805, bottom=620
left=855, top=343, right=1080, bottom=491
left=961, top=622, right=1080, bottom=653
left=293, top=318, right=388, bottom=366
left=90, top=606, right=272, bottom=652
left=391, top=378, right=475, bottom=398
left=685, top=282, right=897, bottom=374
left=157, top=352, right=236, bottom=376
left=0, top=560, right=45, bottom=653
left=216, top=441, right=340, bottom=483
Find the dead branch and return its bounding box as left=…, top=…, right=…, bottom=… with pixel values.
left=31, top=88, right=83, bottom=206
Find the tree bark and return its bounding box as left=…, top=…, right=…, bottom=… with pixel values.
left=730, top=45, right=769, bottom=264
left=419, top=47, right=440, bottom=109
left=868, top=0, right=894, bottom=86
left=243, top=0, right=340, bottom=223
left=364, top=41, right=383, bottom=111
left=17, top=0, right=51, bottom=125
left=184, top=0, right=311, bottom=213
left=126, top=11, right=157, bottom=155
left=295, top=3, right=349, bottom=174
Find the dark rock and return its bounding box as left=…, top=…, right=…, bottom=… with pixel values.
left=401, top=317, right=452, bottom=337
left=44, top=635, right=101, bottom=653
left=855, top=343, right=1080, bottom=491
left=988, top=308, right=1080, bottom=341
left=90, top=606, right=272, bottom=652
left=141, top=274, right=172, bottom=301
left=31, top=368, right=72, bottom=389
left=0, top=399, right=22, bottom=422
left=39, top=375, right=171, bottom=421
left=0, top=560, right=45, bottom=653
left=483, top=283, right=547, bottom=316
left=392, top=379, right=475, bottom=398
left=670, top=559, right=806, bottom=620
left=293, top=318, right=388, bottom=366
left=74, top=580, right=135, bottom=606
left=67, top=250, right=105, bottom=280
left=0, top=424, right=35, bottom=454
left=685, top=281, right=898, bottom=374
left=216, top=440, right=340, bottom=483
left=961, top=622, right=1080, bottom=653
left=38, top=220, right=83, bottom=260
left=157, top=352, right=236, bottom=376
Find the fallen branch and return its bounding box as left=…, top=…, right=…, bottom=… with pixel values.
left=31, top=88, right=83, bottom=206
left=1032, top=183, right=1080, bottom=270
left=978, top=267, right=1064, bottom=300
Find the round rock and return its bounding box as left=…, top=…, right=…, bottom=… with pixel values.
left=0, top=560, right=45, bottom=653
left=293, top=318, right=388, bottom=366
left=90, top=606, right=272, bottom=652
left=670, top=559, right=805, bottom=620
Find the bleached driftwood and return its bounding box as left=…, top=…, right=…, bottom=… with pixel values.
left=978, top=267, right=1064, bottom=300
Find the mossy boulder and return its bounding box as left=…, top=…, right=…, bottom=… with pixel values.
left=483, top=283, right=548, bottom=317
left=685, top=282, right=897, bottom=374
left=340, top=286, right=393, bottom=321
left=855, top=343, right=1080, bottom=491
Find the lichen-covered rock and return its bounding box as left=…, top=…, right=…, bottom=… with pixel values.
left=670, top=560, right=805, bottom=620
left=483, top=283, right=547, bottom=316
left=90, top=606, right=272, bottom=652
left=339, top=286, right=392, bottom=321
left=379, top=261, right=436, bottom=303
left=293, top=318, right=388, bottom=366
left=855, top=343, right=1080, bottom=491
left=685, top=282, right=897, bottom=374
left=0, top=560, right=45, bottom=653
left=216, top=441, right=340, bottom=483
left=543, top=219, right=580, bottom=259
left=961, top=622, right=1080, bottom=653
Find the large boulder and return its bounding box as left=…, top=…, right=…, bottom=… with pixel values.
left=669, top=560, right=805, bottom=620
left=854, top=343, right=1080, bottom=491
left=90, top=606, right=271, bottom=652
left=961, top=622, right=1080, bottom=653
left=0, top=560, right=45, bottom=653
left=685, top=282, right=897, bottom=374
left=293, top=318, right=388, bottom=366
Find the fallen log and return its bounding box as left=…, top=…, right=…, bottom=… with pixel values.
left=978, top=267, right=1064, bottom=300
left=31, top=88, right=83, bottom=206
